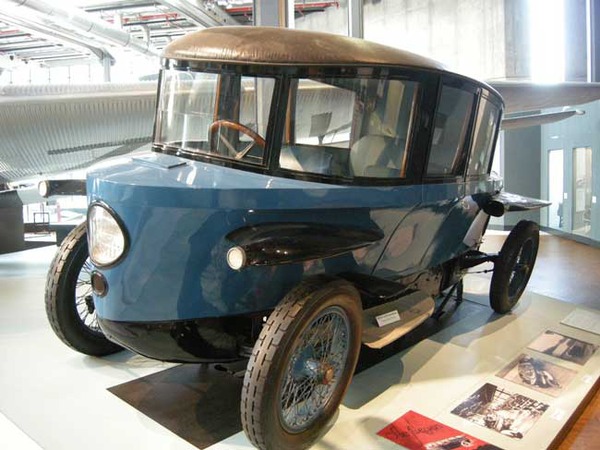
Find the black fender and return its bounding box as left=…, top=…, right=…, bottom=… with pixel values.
left=226, top=222, right=384, bottom=267
left=472, top=191, right=551, bottom=217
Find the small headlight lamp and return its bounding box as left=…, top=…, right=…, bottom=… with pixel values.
left=226, top=246, right=246, bottom=270
left=38, top=181, right=49, bottom=198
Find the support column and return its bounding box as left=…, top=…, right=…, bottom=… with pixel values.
left=564, top=0, right=588, bottom=81
left=504, top=0, right=531, bottom=79
left=589, top=0, right=600, bottom=81
left=102, top=56, right=111, bottom=82
left=253, top=0, right=293, bottom=28
left=501, top=0, right=538, bottom=229
left=348, top=0, right=363, bottom=38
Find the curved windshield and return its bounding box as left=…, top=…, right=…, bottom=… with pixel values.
left=155, top=69, right=275, bottom=165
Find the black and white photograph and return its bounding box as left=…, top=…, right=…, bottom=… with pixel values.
left=451, top=383, right=549, bottom=439
left=497, top=353, right=578, bottom=397
left=528, top=330, right=599, bottom=365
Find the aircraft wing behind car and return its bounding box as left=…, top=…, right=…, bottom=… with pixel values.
left=0, top=81, right=157, bottom=187
left=500, top=109, right=585, bottom=130
left=490, top=80, right=600, bottom=129
left=490, top=80, right=600, bottom=113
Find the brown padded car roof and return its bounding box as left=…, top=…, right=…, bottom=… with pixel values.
left=162, top=26, right=446, bottom=70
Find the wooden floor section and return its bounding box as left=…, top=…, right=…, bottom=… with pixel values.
left=484, top=233, right=600, bottom=449
left=558, top=387, right=600, bottom=450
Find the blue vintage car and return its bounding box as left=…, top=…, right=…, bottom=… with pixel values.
left=45, top=27, right=548, bottom=450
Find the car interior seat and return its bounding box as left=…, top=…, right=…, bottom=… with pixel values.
left=349, top=135, right=397, bottom=177
left=279, top=145, right=334, bottom=175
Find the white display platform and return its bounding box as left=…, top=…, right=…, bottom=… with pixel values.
left=1, top=247, right=598, bottom=450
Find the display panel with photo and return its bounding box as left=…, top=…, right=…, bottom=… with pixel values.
left=496, top=353, right=578, bottom=397
left=451, top=383, right=549, bottom=439
left=378, top=410, right=501, bottom=450
left=527, top=330, right=598, bottom=365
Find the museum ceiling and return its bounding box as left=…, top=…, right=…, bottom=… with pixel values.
left=0, top=0, right=338, bottom=67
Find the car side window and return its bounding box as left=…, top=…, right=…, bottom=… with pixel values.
left=350, top=79, right=419, bottom=179
left=426, top=85, right=475, bottom=176
left=279, top=77, right=419, bottom=180
left=468, top=98, right=500, bottom=175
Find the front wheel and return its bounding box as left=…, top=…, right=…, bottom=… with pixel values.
left=45, top=222, right=123, bottom=356
left=241, top=277, right=362, bottom=450
left=490, top=220, right=540, bottom=314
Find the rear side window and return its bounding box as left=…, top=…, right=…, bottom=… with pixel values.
left=280, top=77, right=419, bottom=179
left=427, top=85, right=475, bottom=176
left=468, top=98, right=500, bottom=175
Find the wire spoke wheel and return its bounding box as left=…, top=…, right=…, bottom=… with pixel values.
left=45, top=222, right=122, bottom=356
left=279, top=306, right=350, bottom=433
left=507, top=239, right=535, bottom=299
left=490, top=220, right=540, bottom=314
left=74, top=258, right=102, bottom=334
left=241, top=277, right=362, bottom=450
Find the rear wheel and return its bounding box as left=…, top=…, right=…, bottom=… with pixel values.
left=241, top=277, right=362, bottom=450
left=45, top=222, right=123, bottom=356
left=490, top=220, right=540, bottom=314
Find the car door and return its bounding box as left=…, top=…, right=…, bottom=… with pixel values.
left=374, top=78, right=479, bottom=276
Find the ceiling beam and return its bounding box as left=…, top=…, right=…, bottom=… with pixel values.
left=158, top=0, right=239, bottom=27
left=0, top=0, right=159, bottom=57
left=0, top=10, right=113, bottom=63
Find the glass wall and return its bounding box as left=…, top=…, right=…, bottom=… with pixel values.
left=541, top=101, right=599, bottom=244
left=547, top=149, right=564, bottom=229
left=572, top=147, right=593, bottom=237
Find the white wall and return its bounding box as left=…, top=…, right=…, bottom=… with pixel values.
left=296, top=0, right=508, bottom=80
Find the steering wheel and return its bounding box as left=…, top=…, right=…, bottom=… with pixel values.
left=209, top=119, right=266, bottom=160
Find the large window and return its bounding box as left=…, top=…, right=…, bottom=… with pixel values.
left=280, top=77, right=419, bottom=179
left=547, top=149, right=564, bottom=229
left=427, top=85, right=475, bottom=176
left=572, top=147, right=593, bottom=237
left=468, top=98, right=500, bottom=175
left=155, top=69, right=275, bottom=165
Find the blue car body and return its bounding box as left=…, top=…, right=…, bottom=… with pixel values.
left=89, top=151, right=500, bottom=323
left=85, top=27, right=544, bottom=363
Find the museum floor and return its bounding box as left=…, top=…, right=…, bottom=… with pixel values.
left=0, top=231, right=598, bottom=449
left=481, top=232, right=600, bottom=449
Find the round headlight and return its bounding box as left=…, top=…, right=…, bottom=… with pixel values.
left=88, top=203, right=127, bottom=267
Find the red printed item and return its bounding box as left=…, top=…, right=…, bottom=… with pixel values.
left=377, top=410, right=501, bottom=450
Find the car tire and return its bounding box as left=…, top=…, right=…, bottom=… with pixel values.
left=490, top=220, right=540, bottom=314
left=241, top=276, right=362, bottom=450
left=45, top=222, right=123, bottom=356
